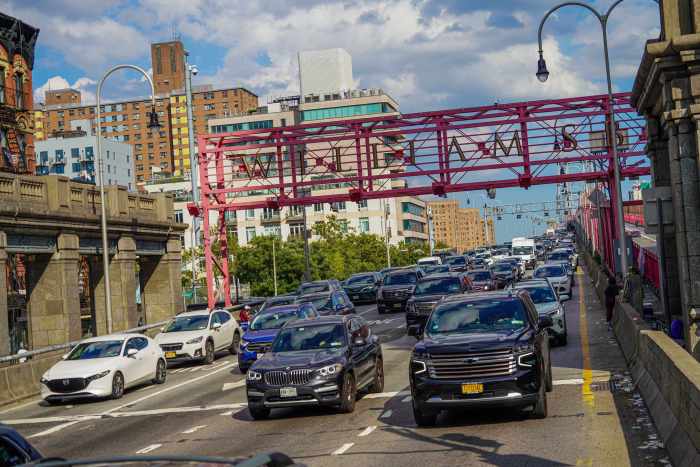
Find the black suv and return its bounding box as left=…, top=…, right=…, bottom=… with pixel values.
left=343, top=272, right=381, bottom=304
left=377, top=269, right=421, bottom=314
left=295, top=290, right=355, bottom=315
left=408, top=291, right=553, bottom=426
left=296, top=280, right=342, bottom=296
left=406, top=273, right=468, bottom=330
left=443, top=255, right=468, bottom=272
left=246, top=315, right=384, bottom=419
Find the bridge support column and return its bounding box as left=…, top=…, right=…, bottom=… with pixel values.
left=0, top=232, right=9, bottom=356
left=93, top=236, right=138, bottom=334
left=27, top=233, right=81, bottom=348
left=141, top=237, right=183, bottom=325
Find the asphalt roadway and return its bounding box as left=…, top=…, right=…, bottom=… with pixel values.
left=1, top=267, right=672, bottom=466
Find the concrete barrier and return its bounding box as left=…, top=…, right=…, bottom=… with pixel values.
left=0, top=353, right=63, bottom=409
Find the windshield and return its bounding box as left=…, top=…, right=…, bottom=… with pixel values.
left=67, top=340, right=124, bottom=360
left=250, top=309, right=298, bottom=330
left=299, top=295, right=332, bottom=310
left=427, top=299, right=527, bottom=335
left=424, top=265, right=450, bottom=274
left=468, top=271, right=491, bottom=282
left=347, top=274, right=375, bottom=285
left=512, top=246, right=533, bottom=255
left=549, top=252, right=569, bottom=260
left=272, top=324, right=346, bottom=352
left=164, top=315, right=209, bottom=332
left=534, top=265, right=566, bottom=278
left=414, top=278, right=462, bottom=296
left=444, top=256, right=466, bottom=265
left=493, top=263, right=512, bottom=272
left=519, top=286, right=557, bottom=304
left=299, top=282, right=330, bottom=294
left=260, top=297, right=296, bottom=313
left=384, top=272, right=417, bottom=285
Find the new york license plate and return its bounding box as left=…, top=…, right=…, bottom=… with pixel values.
left=280, top=387, right=297, bottom=398
left=461, top=383, right=484, bottom=394
left=165, top=351, right=177, bottom=359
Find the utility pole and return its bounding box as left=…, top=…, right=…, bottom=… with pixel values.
left=301, top=190, right=311, bottom=282
left=272, top=235, right=278, bottom=295
left=384, top=200, right=391, bottom=267
left=184, top=51, right=200, bottom=302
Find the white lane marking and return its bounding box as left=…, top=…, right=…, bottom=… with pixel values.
left=397, top=324, right=406, bottom=329
left=0, top=398, right=41, bottom=415
left=220, top=411, right=234, bottom=416
left=553, top=378, right=585, bottom=386
left=188, top=367, right=202, bottom=373
left=379, top=410, right=392, bottom=419
left=105, top=362, right=237, bottom=414
left=359, top=309, right=375, bottom=316
left=401, top=395, right=412, bottom=402
left=362, top=390, right=410, bottom=399
left=181, top=425, right=207, bottom=434
left=136, top=444, right=162, bottom=454
left=27, top=421, right=80, bottom=439
left=331, top=443, right=355, bottom=455
left=358, top=426, right=376, bottom=437
left=222, top=380, right=246, bottom=391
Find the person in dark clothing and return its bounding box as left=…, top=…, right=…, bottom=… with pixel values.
left=604, top=276, right=620, bottom=330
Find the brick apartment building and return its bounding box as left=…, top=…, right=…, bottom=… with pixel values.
left=33, top=40, right=258, bottom=184
left=428, top=200, right=494, bottom=253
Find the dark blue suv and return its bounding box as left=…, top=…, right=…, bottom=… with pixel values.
left=239, top=303, right=318, bottom=373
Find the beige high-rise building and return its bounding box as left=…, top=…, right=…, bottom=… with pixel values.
left=428, top=200, right=493, bottom=253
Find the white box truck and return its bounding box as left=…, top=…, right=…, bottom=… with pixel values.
left=512, top=237, right=536, bottom=269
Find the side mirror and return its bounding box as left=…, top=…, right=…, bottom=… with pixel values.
left=538, top=316, right=554, bottom=328
left=407, top=324, right=423, bottom=338
left=127, top=348, right=138, bottom=358
left=212, top=322, right=222, bottom=330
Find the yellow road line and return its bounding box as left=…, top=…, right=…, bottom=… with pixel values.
left=577, top=266, right=595, bottom=408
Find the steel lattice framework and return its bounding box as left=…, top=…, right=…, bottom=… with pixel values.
left=191, top=92, right=649, bottom=307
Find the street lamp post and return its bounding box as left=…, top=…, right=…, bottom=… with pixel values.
left=96, top=64, right=160, bottom=333
left=536, top=0, right=629, bottom=279
left=184, top=51, right=199, bottom=301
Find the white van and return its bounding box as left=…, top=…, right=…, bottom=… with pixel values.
left=417, top=256, right=442, bottom=266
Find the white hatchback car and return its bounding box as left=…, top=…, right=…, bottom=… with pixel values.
left=40, top=334, right=166, bottom=403
left=155, top=309, right=242, bottom=365
left=533, top=263, right=572, bottom=300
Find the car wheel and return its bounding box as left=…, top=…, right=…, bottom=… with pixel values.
left=338, top=373, right=357, bottom=413
left=111, top=372, right=125, bottom=400
left=229, top=331, right=241, bottom=355
left=249, top=405, right=270, bottom=420
left=531, top=378, right=548, bottom=419
left=412, top=397, right=438, bottom=427
left=378, top=307, right=385, bottom=315
left=368, top=358, right=384, bottom=394
left=204, top=340, right=215, bottom=364
left=546, top=357, right=553, bottom=392
left=152, top=359, right=167, bottom=385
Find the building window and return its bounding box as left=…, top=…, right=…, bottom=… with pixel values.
left=85, top=146, right=94, bottom=160
left=39, top=151, right=48, bottom=163
left=358, top=199, right=368, bottom=209
left=55, top=149, right=64, bottom=161
left=314, top=203, right=323, bottom=213
left=402, top=202, right=425, bottom=217
left=339, top=220, right=349, bottom=233
left=245, top=209, right=255, bottom=219
left=72, top=162, right=81, bottom=172
left=204, top=104, right=215, bottom=111
left=71, top=147, right=80, bottom=159
left=246, top=227, right=256, bottom=242
left=264, top=225, right=281, bottom=237
left=155, top=46, right=162, bottom=74
left=0, top=67, right=5, bottom=104
left=14, top=73, right=23, bottom=108
left=169, top=45, right=177, bottom=73
left=331, top=201, right=346, bottom=212
left=174, top=210, right=184, bottom=223
left=359, top=217, right=369, bottom=233
left=289, top=223, right=304, bottom=237
left=301, top=103, right=389, bottom=121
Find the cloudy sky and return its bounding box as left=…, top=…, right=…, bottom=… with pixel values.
left=4, top=0, right=660, bottom=242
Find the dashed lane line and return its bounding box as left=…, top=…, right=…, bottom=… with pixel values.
left=28, top=421, right=81, bottom=439
left=331, top=443, right=355, bottom=455
left=181, top=425, right=207, bottom=434
left=135, top=444, right=162, bottom=454
left=554, top=378, right=585, bottom=386
left=222, top=380, right=246, bottom=392
left=362, top=390, right=410, bottom=399
left=358, top=426, right=377, bottom=437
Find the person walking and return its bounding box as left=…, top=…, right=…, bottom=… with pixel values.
left=604, top=275, right=620, bottom=331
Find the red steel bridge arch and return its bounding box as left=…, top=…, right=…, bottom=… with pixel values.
left=189, top=92, right=649, bottom=308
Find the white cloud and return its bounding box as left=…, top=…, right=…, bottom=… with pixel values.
left=34, top=75, right=97, bottom=105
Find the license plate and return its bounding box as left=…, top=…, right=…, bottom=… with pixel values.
left=461, top=383, right=484, bottom=395
left=280, top=387, right=297, bottom=398
left=393, top=303, right=402, bottom=308
left=165, top=351, right=177, bottom=359
left=352, top=295, right=359, bottom=300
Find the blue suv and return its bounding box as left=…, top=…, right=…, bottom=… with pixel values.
left=238, top=303, right=318, bottom=373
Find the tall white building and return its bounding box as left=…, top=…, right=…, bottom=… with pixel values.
left=298, top=48, right=354, bottom=96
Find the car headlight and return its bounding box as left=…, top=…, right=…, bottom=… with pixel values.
left=40, top=376, right=49, bottom=385
left=483, top=285, right=490, bottom=290
left=86, top=370, right=111, bottom=383
left=186, top=336, right=204, bottom=345
left=247, top=370, right=263, bottom=381
left=317, top=363, right=343, bottom=377
left=411, top=358, right=427, bottom=374
left=514, top=343, right=535, bottom=354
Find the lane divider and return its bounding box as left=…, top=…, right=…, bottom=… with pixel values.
left=331, top=443, right=355, bottom=455
left=135, top=444, right=162, bottom=454
left=358, top=426, right=376, bottom=437
left=181, top=425, right=207, bottom=434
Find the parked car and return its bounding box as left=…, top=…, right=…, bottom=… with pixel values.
left=246, top=315, right=384, bottom=419
left=238, top=303, right=319, bottom=372
left=405, top=274, right=468, bottom=331
left=377, top=269, right=421, bottom=313
left=469, top=257, right=487, bottom=270
left=420, top=264, right=451, bottom=276
left=0, top=424, right=43, bottom=465
left=342, top=272, right=381, bottom=303
left=443, top=255, right=468, bottom=272
left=296, top=289, right=355, bottom=315
left=40, top=333, right=167, bottom=402
left=533, top=264, right=572, bottom=300
left=491, top=262, right=517, bottom=288
left=295, top=280, right=342, bottom=296
left=408, top=291, right=553, bottom=426
left=465, top=269, right=496, bottom=292
left=155, top=309, right=242, bottom=365
left=513, top=280, right=568, bottom=345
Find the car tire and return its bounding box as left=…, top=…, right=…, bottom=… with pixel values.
left=558, top=332, right=568, bottom=346
left=531, top=378, right=548, bottom=419
left=338, top=373, right=357, bottom=413
left=412, top=398, right=438, bottom=427
left=546, top=357, right=553, bottom=392
left=204, top=340, right=215, bottom=365
left=249, top=405, right=270, bottom=420
left=368, top=358, right=384, bottom=394
left=111, top=372, right=125, bottom=400
left=152, top=359, right=167, bottom=385
left=229, top=331, right=241, bottom=355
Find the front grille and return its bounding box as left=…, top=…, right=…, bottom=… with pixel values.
left=160, top=343, right=183, bottom=352
left=427, top=349, right=516, bottom=379
left=47, top=378, right=87, bottom=393
left=415, top=302, right=436, bottom=314
left=264, top=369, right=314, bottom=386
left=383, top=289, right=409, bottom=300
left=247, top=342, right=271, bottom=354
